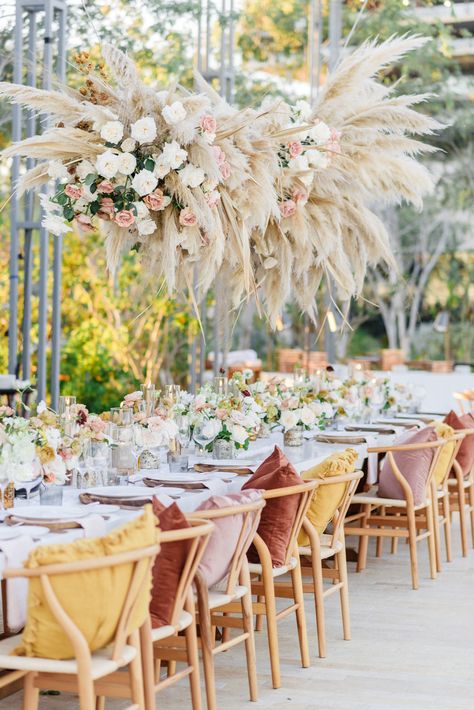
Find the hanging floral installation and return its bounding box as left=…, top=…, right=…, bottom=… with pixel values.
left=0, top=35, right=441, bottom=324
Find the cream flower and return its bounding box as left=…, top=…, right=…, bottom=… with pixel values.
left=161, top=141, right=188, bottom=169
left=96, top=150, right=120, bottom=179
left=75, top=160, right=95, bottom=180
left=280, top=410, right=298, bottom=431
left=231, top=424, right=249, bottom=446
left=306, top=149, right=329, bottom=170
left=137, top=218, right=156, bottom=236
left=117, top=151, right=137, bottom=175
left=121, top=137, right=136, bottom=153
left=179, top=163, right=205, bottom=188
left=288, top=154, right=309, bottom=172
left=300, top=406, right=316, bottom=427
left=133, top=201, right=151, bottom=220
left=153, top=154, right=171, bottom=179
left=100, top=120, right=124, bottom=144
left=42, top=214, right=72, bottom=236
left=131, top=169, right=158, bottom=196
left=47, top=160, right=68, bottom=180
left=130, top=116, right=157, bottom=144
left=162, top=101, right=187, bottom=125
left=309, top=120, right=331, bottom=145
left=294, top=99, right=312, bottom=121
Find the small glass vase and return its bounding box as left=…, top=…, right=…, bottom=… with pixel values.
left=212, top=438, right=235, bottom=460
left=139, top=449, right=161, bottom=469
left=257, top=422, right=271, bottom=439
left=283, top=425, right=304, bottom=447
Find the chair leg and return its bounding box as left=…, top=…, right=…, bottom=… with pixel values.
left=240, top=561, right=258, bottom=702
left=442, top=493, right=452, bottom=563
left=357, top=504, right=370, bottom=572
left=23, top=673, right=39, bottom=710
left=184, top=596, right=203, bottom=710
left=457, top=478, right=468, bottom=557
left=468, top=481, right=474, bottom=548
left=376, top=506, right=384, bottom=558
left=431, top=489, right=442, bottom=574
left=311, top=547, right=326, bottom=659
left=139, top=618, right=156, bottom=710
left=95, top=698, right=105, bottom=710
left=261, top=564, right=281, bottom=689
left=407, top=508, right=419, bottom=590
left=426, top=501, right=437, bottom=581
left=336, top=547, right=351, bottom=642
left=391, top=512, right=399, bottom=554
left=128, top=629, right=145, bottom=710
left=195, top=578, right=217, bottom=710
left=255, top=575, right=264, bottom=632
left=290, top=555, right=310, bottom=669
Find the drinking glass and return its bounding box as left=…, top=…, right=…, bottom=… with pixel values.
left=175, top=414, right=191, bottom=450
left=193, top=419, right=218, bottom=453
left=58, top=395, right=76, bottom=416
left=40, top=483, right=64, bottom=505
left=131, top=425, right=146, bottom=471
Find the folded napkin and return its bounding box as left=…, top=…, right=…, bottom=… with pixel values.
left=0, top=534, right=35, bottom=632
left=77, top=514, right=107, bottom=538
left=200, top=479, right=228, bottom=495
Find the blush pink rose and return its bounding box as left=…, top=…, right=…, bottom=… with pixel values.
left=64, top=184, right=82, bottom=200
left=219, top=161, right=231, bottom=180
left=97, top=180, right=114, bottom=194
left=179, top=208, right=198, bottom=227
left=288, top=141, right=303, bottom=158
left=199, top=114, right=217, bottom=134
left=279, top=199, right=297, bottom=219
left=143, top=188, right=167, bottom=210
left=97, top=197, right=115, bottom=220
left=293, top=188, right=308, bottom=205
left=75, top=213, right=93, bottom=231
left=115, top=209, right=135, bottom=228
left=212, top=145, right=226, bottom=166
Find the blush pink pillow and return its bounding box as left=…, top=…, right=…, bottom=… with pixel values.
left=378, top=426, right=437, bottom=505
left=196, top=490, right=263, bottom=589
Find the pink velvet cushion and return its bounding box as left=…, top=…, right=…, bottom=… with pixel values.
left=378, top=426, right=438, bottom=505
left=443, top=410, right=474, bottom=477
left=196, top=489, right=263, bottom=589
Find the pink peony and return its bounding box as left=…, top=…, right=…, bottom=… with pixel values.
left=215, top=408, right=228, bottom=420
left=206, top=189, right=221, bottom=208
left=100, top=197, right=115, bottom=214
left=64, top=184, right=82, bottom=200
left=199, top=114, right=217, bottom=134
left=179, top=208, right=198, bottom=227
left=97, top=180, right=114, bottom=194
left=115, top=209, right=135, bottom=228
left=212, top=145, right=226, bottom=166
left=144, top=188, right=167, bottom=211
left=292, top=188, right=308, bottom=205
left=75, top=213, right=93, bottom=231
left=279, top=199, right=297, bottom=219
left=288, top=141, right=303, bottom=158
left=219, top=161, right=231, bottom=180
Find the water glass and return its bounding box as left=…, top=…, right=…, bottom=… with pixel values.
left=168, top=454, right=189, bottom=473
left=40, top=483, right=64, bottom=505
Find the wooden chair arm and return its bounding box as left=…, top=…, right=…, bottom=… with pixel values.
left=367, top=439, right=446, bottom=454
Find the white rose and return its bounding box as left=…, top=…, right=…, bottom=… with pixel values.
left=37, top=400, right=47, bottom=414
left=288, top=154, right=309, bottom=172
left=202, top=419, right=222, bottom=440
left=300, top=406, right=316, bottom=427
left=280, top=410, right=298, bottom=431
left=179, top=163, right=205, bottom=188
left=294, top=99, right=312, bottom=121
left=308, top=120, right=331, bottom=145
left=100, top=120, right=124, bottom=144
left=137, top=218, right=156, bottom=235
left=305, top=149, right=329, bottom=170
left=117, top=151, right=137, bottom=175
left=133, top=201, right=150, bottom=220
left=321, top=402, right=334, bottom=419
left=130, top=116, right=157, bottom=144
left=47, top=160, right=68, bottom=180
left=161, top=141, right=188, bottom=169
left=162, top=100, right=187, bottom=125
left=121, top=137, right=136, bottom=152
left=96, top=150, right=120, bottom=179
left=153, top=154, right=171, bottom=179
left=202, top=179, right=218, bottom=192
left=131, top=169, right=158, bottom=196
left=76, top=159, right=96, bottom=180
left=231, top=424, right=249, bottom=447
left=42, top=214, right=72, bottom=236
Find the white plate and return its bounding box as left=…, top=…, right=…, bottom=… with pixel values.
left=0, top=525, right=50, bottom=540
left=85, top=486, right=183, bottom=499
left=79, top=503, right=120, bottom=515
left=8, top=506, right=89, bottom=521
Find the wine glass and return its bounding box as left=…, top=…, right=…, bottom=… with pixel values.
left=76, top=439, right=92, bottom=488
left=131, top=425, right=146, bottom=472
left=175, top=414, right=191, bottom=451
left=193, top=418, right=219, bottom=454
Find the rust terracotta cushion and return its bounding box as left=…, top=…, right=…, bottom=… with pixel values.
left=443, top=410, right=474, bottom=477
left=242, top=446, right=303, bottom=567
left=150, top=499, right=191, bottom=628
left=378, top=426, right=437, bottom=506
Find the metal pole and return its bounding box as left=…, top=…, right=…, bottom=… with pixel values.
left=8, top=1, right=23, bottom=375
left=50, top=1, right=67, bottom=410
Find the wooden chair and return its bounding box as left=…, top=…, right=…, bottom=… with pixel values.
left=344, top=438, right=446, bottom=589
left=227, top=481, right=317, bottom=690
left=157, top=499, right=265, bottom=710
left=447, top=446, right=474, bottom=557
left=453, top=391, right=474, bottom=415
left=0, top=541, right=160, bottom=710
left=273, top=470, right=363, bottom=659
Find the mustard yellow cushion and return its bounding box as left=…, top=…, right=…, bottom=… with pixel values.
left=298, top=448, right=358, bottom=545
left=432, top=421, right=455, bottom=486
left=13, top=505, right=158, bottom=660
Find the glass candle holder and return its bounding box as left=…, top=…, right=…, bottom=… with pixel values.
left=58, top=395, right=76, bottom=416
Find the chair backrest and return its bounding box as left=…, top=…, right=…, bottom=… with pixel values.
left=453, top=390, right=474, bottom=415
left=257, top=481, right=317, bottom=567
left=436, top=432, right=465, bottom=487
left=4, top=541, right=161, bottom=665
left=160, top=518, right=215, bottom=626
left=189, top=499, right=265, bottom=595
left=301, top=470, right=363, bottom=551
